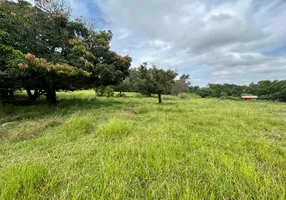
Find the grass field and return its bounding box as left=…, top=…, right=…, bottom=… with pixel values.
left=0, top=90, right=285, bottom=199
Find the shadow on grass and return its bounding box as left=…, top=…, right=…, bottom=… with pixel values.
left=0, top=98, right=141, bottom=124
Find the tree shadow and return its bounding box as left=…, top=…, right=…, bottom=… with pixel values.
left=0, top=98, right=141, bottom=124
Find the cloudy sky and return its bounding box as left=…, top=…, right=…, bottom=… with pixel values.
left=30, top=0, right=286, bottom=86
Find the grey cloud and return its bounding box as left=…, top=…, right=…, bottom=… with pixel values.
left=90, top=0, right=286, bottom=85
left=195, top=52, right=286, bottom=76
left=95, top=0, right=285, bottom=53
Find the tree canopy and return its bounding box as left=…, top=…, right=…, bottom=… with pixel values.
left=128, top=63, right=177, bottom=103
left=193, top=81, right=286, bottom=102
left=172, top=74, right=191, bottom=96
left=0, top=0, right=132, bottom=103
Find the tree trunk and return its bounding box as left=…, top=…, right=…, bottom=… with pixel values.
left=26, top=89, right=32, bottom=99
left=46, top=83, right=57, bottom=104
left=8, top=91, right=14, bottom=97
left=158, top=92, right=162, bottom=104
left=26, top=89, right=39, bottom=101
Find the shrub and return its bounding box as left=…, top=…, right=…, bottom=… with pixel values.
left=95, top=86, right=105, bottom=97
left=104, top=86, right=114, bottom=98
left=96, top=119, right=131, bottom=137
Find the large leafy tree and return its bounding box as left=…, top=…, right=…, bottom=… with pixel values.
left=0, top=0, right=131, bottom=103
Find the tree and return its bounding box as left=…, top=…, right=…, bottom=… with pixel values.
left=198, top=88, right=212, bottom=98
left=0, top=0, right=132, bottom=103
left=114, top=80, right=130, bottom=96
left=276, top=81, right=286, bottom=102
left=150, top=67, right=177, bottom=103
left=135, top=64, right=177, bottom=103
left=193, top=81, right=286, bottom=102
left=189, top=85, right=200, bottom=93
left=0, top=43, right=25, bottom=99
left=172, top=74, right=190, bottom=96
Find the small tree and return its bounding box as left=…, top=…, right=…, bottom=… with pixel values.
left=150, top=67, right=177, bottom=103
left=114, top=80, right=130, bottom=96
left=172, top=74, right=190, bottom=96
left=135, top=64, right=177, bottom=103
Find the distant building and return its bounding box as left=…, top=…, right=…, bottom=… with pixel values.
left=241, top=96, right=258, bottom=100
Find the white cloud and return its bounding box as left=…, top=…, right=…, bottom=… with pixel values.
left=82, top=0, right=286, bottom=86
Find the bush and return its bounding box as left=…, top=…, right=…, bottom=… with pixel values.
left=95, top=86, right=105, bottom=97
left=104, top=86, right=114, bottom=98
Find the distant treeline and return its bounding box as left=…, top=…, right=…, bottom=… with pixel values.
left=190, top=80, right=286, bottom=102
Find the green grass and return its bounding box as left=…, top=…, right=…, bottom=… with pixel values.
left=0, top=90, right=285, bottom=199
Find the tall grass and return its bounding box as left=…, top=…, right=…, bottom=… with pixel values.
left=0, top=91, right=285, bottom=199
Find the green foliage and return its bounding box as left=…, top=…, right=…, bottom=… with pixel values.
left=189, top=85, right=200, bottom=93
left=172, top=74, right=191, bottom=96
left=0, top=43, right=25, bottom=98
left=114, top=80, right=130, bottom=96
left=220, top=91, right=227, bottom=97
left=95, top=86, right=106, bottom=97
left=96, top=86, right=115, bottom=98
left=131, top=63, right=177, bottom=103
left=104, top=86, right=114, bottom=98
left=198, top=87, right=212, bottom=98
left=0, top=0, right=132, bottom=103
left=195, top=81, right=286, bottom=102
